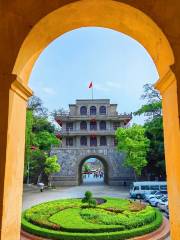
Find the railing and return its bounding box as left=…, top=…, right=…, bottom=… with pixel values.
left=55, top=112, right=132, bottom=119
left=57, top=128, right=117, bottom=135
left=51, top=145, right=116, bottom=150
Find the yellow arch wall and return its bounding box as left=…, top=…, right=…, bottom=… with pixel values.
left=13, top=0, right=174, bottom=84
left=0, top=1, right=180, bottom=240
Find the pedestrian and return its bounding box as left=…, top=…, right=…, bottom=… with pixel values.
left=37, top=182, right=44, bottom=192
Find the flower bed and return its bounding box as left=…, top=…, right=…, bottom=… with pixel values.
left=22, top=197, right=163, bottom=240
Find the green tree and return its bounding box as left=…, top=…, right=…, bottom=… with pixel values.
left=24, top=96, right=60, bottom=184
left=83, top=164, right=91, bottom=173
left=134, top=83, right=165, bottom=179
left=144, top=117, right=165, bottom=178
left=30, top=149, right=47, bottom=184
left=134, top=83, right=162, bottom=120
left=32, top=117, right=55, bottom=133
left=44, top=155, right=61, bottom=187
left=115, top=125, right=150, bottom=177
left=28, top=96, right=48, bottom=117
left=24, top=110, right=33, bottom=183
left=33, top=131, right=60, bottom=151
left=82, top=191, right=97, bottom=208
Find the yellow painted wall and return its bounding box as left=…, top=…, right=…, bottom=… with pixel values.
left=0, top=1, right=180, bottom=239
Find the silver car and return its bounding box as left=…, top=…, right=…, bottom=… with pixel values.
left=157, top=197, right=168, bottom=213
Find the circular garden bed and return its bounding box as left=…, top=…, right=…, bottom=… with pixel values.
left=22, top=197, right=163, bottom=240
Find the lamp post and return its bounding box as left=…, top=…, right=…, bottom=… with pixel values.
left=26, top=145, right=37, bottom=185
left=27, top=160, right=30, bottom=185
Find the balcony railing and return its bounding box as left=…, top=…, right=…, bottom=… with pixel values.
left=51, top=145, right=116, bottom=150
left=55, top=112, right=132, bottom=119
left=57, top=128, right=117, bottom=136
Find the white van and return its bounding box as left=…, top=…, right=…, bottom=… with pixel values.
left=130, top=181, right=167, bottom=199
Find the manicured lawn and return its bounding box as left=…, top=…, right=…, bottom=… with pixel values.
left=22, top=197, right=163, bottom=240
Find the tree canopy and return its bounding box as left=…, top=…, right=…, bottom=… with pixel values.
left=133, top=83, right=166, bottom=179
left=134, top=84, right=162, bottom=121
left=25, top=96, right=60, bottom=184
left=44, top=155, right=61, bottom=176
left=116, top=125, right=150, bottom=176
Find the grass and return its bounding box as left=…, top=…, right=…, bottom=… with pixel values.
left=22, top=197, right=163, bottom=240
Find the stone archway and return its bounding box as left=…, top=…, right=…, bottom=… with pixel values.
left=0, top=1, right=180, bottom=240
left=78, top=155, right=109, bottom=185
left=50, top=147, right=134, bottom=187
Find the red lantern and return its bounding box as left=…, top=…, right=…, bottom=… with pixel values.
left=30, top=146, right=37, bottom=150
left=90, top=134, right=96, bottom=138
left=90, top=118, right=96, bottom=123
left=56, top=119, right=62, bottom=126
left=56, top=133, right=62, bottom=139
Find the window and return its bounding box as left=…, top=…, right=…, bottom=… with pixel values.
left=100, top=136, right=107, bottom=146
left=80, top=106, right=87, bottom=115
left=134, top=186, right=139, bottom=191
left=66, top=137, right=73, bottom=146
left=100, top=121, right=106, bottom=130
left=141, top=185, right=150, bottom=190
left=80, top=136, right=87, bottom=146
left=99, top=106, right=106, bottom=115
left=113, top=137, right=118, bottom=146
left=90, top=106, right=96, bottom=115
left=90, top=121, right=97, bottom=130
left=150, top=185, right=159, bottom=190
left=66, top=122, right=73, bottom=131
left=80, top=121, right=87, bottom=130
left=160, top=185, right=167, bottom=190
left=90, top=136, right=97, bottom=146
left=113, top=122, right=120, bottom=130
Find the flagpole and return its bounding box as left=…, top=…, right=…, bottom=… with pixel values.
left=88, top=81, right=93, bottom=100
left=92, top=85, right=93, bottom=100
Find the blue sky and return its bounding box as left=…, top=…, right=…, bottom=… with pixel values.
left=29, top=27, right=159, bottom=124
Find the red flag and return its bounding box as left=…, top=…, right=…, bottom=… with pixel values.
left=89, top=82, right=93, bottom=88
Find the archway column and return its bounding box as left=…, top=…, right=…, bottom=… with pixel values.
left=0, top=74, right=32, bottom=240
left=155, top=70, right=180, bottom=240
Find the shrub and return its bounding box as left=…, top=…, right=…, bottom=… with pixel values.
left=22, top=210, right=163, bottom=240
left=129, top=202, right=146, bottom=212
left=82, top=191, right=97, bottom=208
left=22, top=197, right=163, bottom=240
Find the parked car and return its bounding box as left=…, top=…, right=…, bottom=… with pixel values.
left=129, top=181, right=167, bottom=199
left=157, top=197, right=168, bottom=213
left=146, top=191, right=165, bottom=202
left=144, top=190, right=158, bottom=201
left=149, top=195, right=165, bottom=207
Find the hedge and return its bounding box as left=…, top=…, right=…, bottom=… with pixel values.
left=22, top=209, right=163, bottom=240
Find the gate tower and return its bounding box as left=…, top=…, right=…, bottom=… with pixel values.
left=51, top=99, right=134, bottom=186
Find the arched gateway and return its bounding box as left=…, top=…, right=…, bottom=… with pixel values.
left=78, top=155, right=108, bottom=185
left=51, top=99, right=134, bottom=186
left=51, top=148, right=134, bottom=186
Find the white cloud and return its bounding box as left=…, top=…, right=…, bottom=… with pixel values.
left=42, top=87, right=56, bottom=95
left=94, top=80, right=122, bottom=92
left=94, top=83, right=109, bottom=92
left=106, top=81, right=122, bottom=90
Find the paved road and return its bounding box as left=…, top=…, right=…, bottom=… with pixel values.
left=22, top=183, right=129, bottom=210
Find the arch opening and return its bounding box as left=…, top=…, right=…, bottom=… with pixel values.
left=78, top=155, right=108, bottom=186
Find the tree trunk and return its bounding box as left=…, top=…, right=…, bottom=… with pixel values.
left=37, top=172, right=42, bottom=184
left=134, top=170, right=137, bottom=181
left=48, top=175, right=52, bottom=187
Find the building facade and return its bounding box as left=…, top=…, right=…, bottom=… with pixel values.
left=51, top=99, right=134, bottom=186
